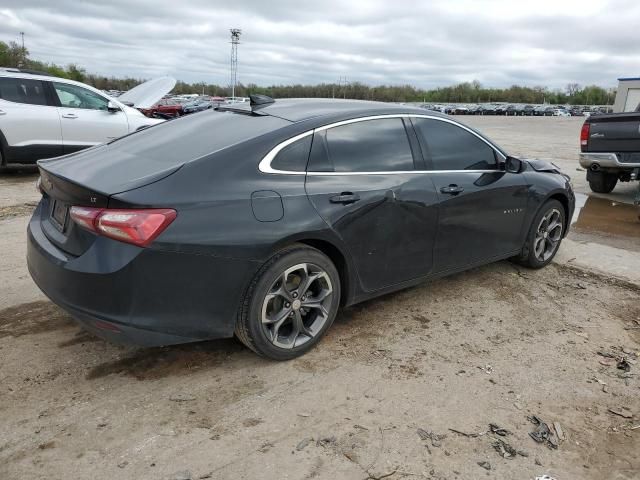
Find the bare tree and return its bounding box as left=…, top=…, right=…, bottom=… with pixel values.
left=566, top=83, right=581, bottom=96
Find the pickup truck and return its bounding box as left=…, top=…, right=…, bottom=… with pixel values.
left=579, top=110, right=640, bottom=193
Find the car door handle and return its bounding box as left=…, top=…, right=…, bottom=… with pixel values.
left=440, top=184, right=464, bottom=195
left=330, top=193, right=360, bottom=204
left=61, top=113, right=78, bottom=119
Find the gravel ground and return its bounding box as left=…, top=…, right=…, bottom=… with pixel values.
left=1, top=116, right=639, bottom=480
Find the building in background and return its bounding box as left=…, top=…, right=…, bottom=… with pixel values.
left=613, top=77, right=640, bottom=112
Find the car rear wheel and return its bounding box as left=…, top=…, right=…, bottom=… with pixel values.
left=235, top=244, right=341, bottom=360
left=587, top=171, right=618, bottom=193
left=512, top=199, right=565, bottom=269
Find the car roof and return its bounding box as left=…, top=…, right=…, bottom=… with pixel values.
left=255, top=98, right=444, bottom=123
left=0, top=68, right=103, bottom=91
left=0, top=68, right=62, bottom=81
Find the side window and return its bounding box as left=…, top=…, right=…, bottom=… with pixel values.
left=53, top=82, right=109, bottom=111
left=0, top=77, right=48, bottom=106
left=271, top=135, right=312, bottom=172
left=413, top=118, right=497, bottom=171
left=315, top=118, right=414, bottom=172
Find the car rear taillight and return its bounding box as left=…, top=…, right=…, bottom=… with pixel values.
left=69, top=207, right=177, bottom=247
left=580, top=122, right=590, bottom=151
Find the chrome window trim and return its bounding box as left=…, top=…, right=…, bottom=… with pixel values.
left=258, top=130, right=313, bottom=174
left=258, top=114, right=506, bottom=175
left=306, top=169, right=501, bottom=176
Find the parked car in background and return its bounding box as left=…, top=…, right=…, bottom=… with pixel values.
left=534, top=106, right=555, bottom=116
left=505, top=105, right=527, bottom=116
left=475, top=104, right=496, bottom=115
left=0, top=68, right=166, bottom=167
left=452, top=105, right=469, bottom=115
left=494, top=104, right=507, bottom=115
left=553, top=109, right=571, bottom=117
left=579, top=111, right=640, bottom=193
left=182, top=96, right=215, bottom=114
left=141, top=98, right=184, bottom=118
left=28, top=97, right=574, bottom=360
left=467, top=105, right=481, bottom=115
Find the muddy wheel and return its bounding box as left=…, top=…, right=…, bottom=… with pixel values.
left=235, top=244, right=341, bottom=360
left=513, top=200, right=565, bottom=269
left=587, top=171, right=618, bottom=193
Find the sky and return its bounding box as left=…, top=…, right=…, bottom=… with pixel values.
left=1, top=0, right=639, bottom=89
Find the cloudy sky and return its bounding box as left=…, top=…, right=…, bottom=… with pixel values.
left=1, top=0, right=639, bottom=89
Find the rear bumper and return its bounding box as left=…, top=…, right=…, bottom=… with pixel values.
left=579, top=152, right=640, bottom=169
left=27, top=203, right=260, bottom=346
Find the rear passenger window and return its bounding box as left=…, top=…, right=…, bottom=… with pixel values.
left=271, top=135, right=312, bottom=171
left=413, top=118, right=497, bottom=171
left=310, top=118, right=414, bottom=172
left=0, top=77, right=48, bottom=106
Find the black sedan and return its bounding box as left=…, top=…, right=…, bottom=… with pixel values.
left=28, top=97, right=574, bottom=360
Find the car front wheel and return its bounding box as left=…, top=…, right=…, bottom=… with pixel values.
left=513, top=200, right=565, bottom=269
left=235, top=244, right=341, bottom=360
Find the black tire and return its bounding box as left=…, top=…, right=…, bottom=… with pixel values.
left=0, top=144, right=6, bottom=172
left=512, top=199, right=565, bottom=269
left=587, top=171, right=618, bottom=193
left=235, top=244, right=341, bottom=360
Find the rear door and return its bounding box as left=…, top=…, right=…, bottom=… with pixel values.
left=51, top=81, right=129, bottom=153
left=411, top=117, right=528, bottom=272
left=0, top=76, right=62, bottom=161
left=305, top=117, right=439, bottom=292
left=588, top=113, right=640, bottom=153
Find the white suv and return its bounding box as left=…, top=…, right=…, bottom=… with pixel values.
left=0, top=69, right=166, bottom=167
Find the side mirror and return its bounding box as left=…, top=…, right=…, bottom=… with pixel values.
left=107, top=101, right=120, bottom=113
left=504, top=156, right=524, bottom=174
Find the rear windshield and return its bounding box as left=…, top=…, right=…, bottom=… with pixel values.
left=40, top=111, right=291, bottom=194
left=108, top=111, right=290, bottom=166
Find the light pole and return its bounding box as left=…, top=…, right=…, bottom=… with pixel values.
left=230, top=28, right=242, bottom=101
left=19, top=31, right=26, bottom=66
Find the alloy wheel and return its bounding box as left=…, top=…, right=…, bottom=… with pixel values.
left=533, top=208, right=563, bottom=262
left=261, top=263, right=333, bottom=349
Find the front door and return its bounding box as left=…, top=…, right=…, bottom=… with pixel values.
left=305, top=117, right=439, bottom=292
left=51, top=82, right=129, bottom=153
left=411, top=117, right=528, bottom=272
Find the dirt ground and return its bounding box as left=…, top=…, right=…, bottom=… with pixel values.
left=1, top=116, right=639, bottom=480
left=1, top=263, right=639, bottom=480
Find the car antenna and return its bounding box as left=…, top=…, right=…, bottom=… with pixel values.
left=249, top=94, right=275, bottom=111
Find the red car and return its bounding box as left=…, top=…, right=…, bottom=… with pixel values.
left=140, top=98, right=183, bottom=118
